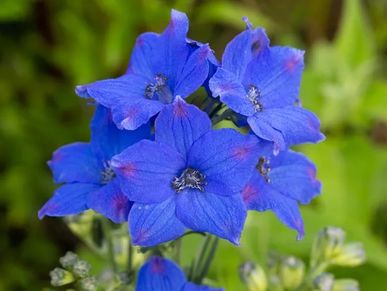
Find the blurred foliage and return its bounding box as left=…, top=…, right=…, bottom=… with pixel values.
left=0, top=0, right=387, bottom=290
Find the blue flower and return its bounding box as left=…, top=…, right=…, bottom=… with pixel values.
left=38, top=105, right=150, bottom=223
left=75, top=10, right=212, bottom=131
left=136, top=256, right=223, bottom=291
left=111, top=98, right=259, bottom=246
left=209, top=18, right=324, bottom=153
left=241, top=143, right=321, bottom=239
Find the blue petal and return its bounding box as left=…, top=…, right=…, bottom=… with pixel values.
left=90, top=105, right=151, bottom=160
left=129, top=198, right=185, bottom=247
left=268, top=150, right=321, bottom=204
left=243, top=46, right=304, bottom=108
left=209, top=68, right=255, bottom=116
left=48, top=142, right=102, bottom=184
left=111, top=140, right=185, bottom=204
left=176, top=191, right=247, bottom=245
left=187, top=129, right=259, bottom=196
left=182, top=282, right=224, bottom=291
left=38, top=183, right=99, bottom=219
left=174, top=44, right=210, bottom=98
left=155, top=98, right=211, bottom=156
left=76, top=74, right=164, bottom=130
left=136, top=256, right=186, bottom=291
left=247, top=106, right=325, bottom=152
left=222, top=25, right=269, bottom=80
left=241, top=172, right=304, bottom=239
left=87, top=179, right=132, bottom=223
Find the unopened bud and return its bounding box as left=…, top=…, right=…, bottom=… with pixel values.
left=279, top=256, right=305, bottom=289
left=73, top=260, right=91, bottom=278
left=239, top=261, right=267, bottom=291
left=333, top=279, right=359, bottom=291
left=79, top=276, right=97, bottom=291
left=313, top=273, right=334, bottom=291
left=59, top=251, right=79, bottom=269
left=49, top=267, right=75, bottom=286
left=331, top=243, right=366, bottom=267
left=311, top=227, right=345, bottom=267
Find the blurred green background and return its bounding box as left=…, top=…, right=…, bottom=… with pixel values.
left=1, top=0, right=387, bottom=290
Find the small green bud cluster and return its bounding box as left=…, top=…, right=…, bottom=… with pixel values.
left=49, top=251, right=96, bottom=290
left=239, top=226, right=365, bottom=291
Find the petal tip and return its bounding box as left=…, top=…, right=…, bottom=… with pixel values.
left=75, top=85, right=90, bottom=98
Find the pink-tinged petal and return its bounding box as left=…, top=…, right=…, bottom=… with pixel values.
left=155, top=98, right=211, bottom=156
left=111, top=140, right=185, bottom=204
left=129, top=198, right=185, bottom=247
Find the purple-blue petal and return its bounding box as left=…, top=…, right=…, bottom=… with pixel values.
left=209, top=68, right=255, bottom=116
left=187, top=129, right=259, bottom=195
left=155, top=98, right=211, bottom=156
left=48, top=142, right=102, bottom=184
left=129, top=198, right=185, bottom=247
left=243, top=46, right=304, bottom=108
left=87, top=179, right=132, bottom=223
left=241, top=172, right=304, bottom=239
left=136, top=256, right=186, bottom=291
left=182, top=282, right=224, bottom=291
left=38, top=183, right=99, bottom=219
left=247, top=106, right=325, bottom=152
left=90, top=105, right=151, bottom=160
left=111, top=140, right=185, bottom=204
left=176, top=191, right=247, bottom=245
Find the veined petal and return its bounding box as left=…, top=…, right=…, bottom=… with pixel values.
left=182, top=282, right=224, bottom=291
left=136, top=256, right=186, bottom=291
left=176, top=191, right=247, bottom=245
left=269, top=150, right=321, bottom=204
left=155, top=98, right=211, bottom=156
left=209, top=68, right=255, bottom=116
left=38, top=183, right=99, bottom=219
left=129, top=198, right=185, bottom=247
left=91, top=105, right=151, bottom=160
left=243, top=46, right=304, bottom=108
left=187, top=129, right=259, bottom=195
left=222, top=26, right=269, bottom=80
left=248, top=106, right=325, bottom=152
left=174, top=44, right=210, bottom=97
left=111, top=140, right=185, bottom=204
left=48, top=142, right=102, bottom=184
left=241, top=172, right=304, bottom=239
left=87, top=179, right=132, bottom=223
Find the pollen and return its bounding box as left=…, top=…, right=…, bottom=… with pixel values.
left=247, top=85, right=263, bottom=112
left=172, top=168, right=207, bottom=192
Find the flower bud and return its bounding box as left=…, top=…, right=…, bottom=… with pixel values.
left=79, top=276, right=97, bottom=291
left=49, top=267, right=75, bottom=286
left=330, top=243, right=366, bottom=267
left=279, top=256, right=305, bottom=289
left=333, top=279, right=359, bottom=291
left=59, top=251, right=79, bottom=269
left=73, top=260, right=91, bottom=278
left=239, top=261, right=267, bottom=291
left=313, top=273, right=334, bottom=291
left=311, top=227, right=345, bottom=267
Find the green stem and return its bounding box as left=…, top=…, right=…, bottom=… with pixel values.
left=191, top=235, right=219, bottom=284
left=101, top=218, right=118, bottom=273
left=128, top=238, right=133, bottom=277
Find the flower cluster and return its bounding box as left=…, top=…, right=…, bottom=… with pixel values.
left=40, top=7, right=323, bottom=276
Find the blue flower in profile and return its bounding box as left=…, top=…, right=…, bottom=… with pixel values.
left=241, top=143, right=321, bottom=239
left=209, top=18, right=324, bottom=153
left=111, top=98, right=259, bottom=246
left=38, top=105, right=150, bottom=223
left=136, top=256, right=223, bottom=291
left=75, top=10, right=212, bottom=131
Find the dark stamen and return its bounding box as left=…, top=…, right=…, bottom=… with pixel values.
left=101, top=162, right=116, bottom=184
left=172, top=168, right=207, bottom=192
left=144, top=74, right=173, bottom=103
left=247, top=85, right=263, bottom=112
left=257, top=157, right=270, bottom=183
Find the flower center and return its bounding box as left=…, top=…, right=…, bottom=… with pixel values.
left=257, top=157, right=270, bottom=183
left=247, top=85, right=263, bottom=112
left=145, top=74, right=173, bottom=104
left=172, top=168, right=207, bottom=192
left=101, top=162, right=116, bottom=184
